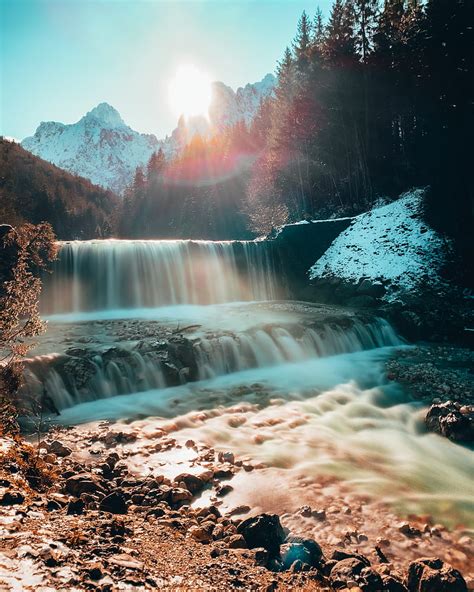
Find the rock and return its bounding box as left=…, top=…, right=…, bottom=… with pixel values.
left=67, top=498, right=85, bottom=515
left=86, top=563, right=103, bottom=581
left=216, top=484, right=233, bottom=497
left=425, top=401, right=474, bottom=443
left=280, top=543, right=313, bottom=570
left=226, top=534, right=247, bottom=549
left=406, top=557, right=467, bottom=592
left=285, top=536, right=323, bottom=566
left=46, top=499, right=62, bottom=512
left=108, top=553, right=143, bottom=570
left=330, top=558, right=368, bottom=589
left=398, top=522, right=421, bottom=537
left=382, top=575, right=409, bottom=591
left=189, top=525, right=213, bottom=543
left=47, top=440, right=72, bottom=457
left=357, top=279, right=385, bottom=298
left=237, top=514, right=286, bottom=557
left=65, top=473, right=105, bottom=496
left=253, top=547, right=270, bottom=567
left=99, top=492, right=128, bottom=514
left=347, top=295, right=377, bottom=308
left=217, top=451, right=235, bottom=464
left=174, top=473, right=204, bottom=494
left=331, top=550, right=371, bottom=567
left=169, top=488, right=192, bottom=506
left=359, top=567, right=384, bottom=591
left=0, top=490, right=25, bottom=506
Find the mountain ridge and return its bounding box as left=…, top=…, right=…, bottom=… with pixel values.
left=21, top=74, right=276, bottom=194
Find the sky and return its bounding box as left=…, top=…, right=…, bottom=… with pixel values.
left=0, top=0, right=332, bottom=141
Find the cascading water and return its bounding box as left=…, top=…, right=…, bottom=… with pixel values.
left=41, top=239, right=282, bottom=314
left=22, top=238, right=474, bottom=534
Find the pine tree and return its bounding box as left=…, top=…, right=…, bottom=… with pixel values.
left=293, top=11, right=312, bottom=75
left=354, top=0, right=379, bottom=63
left=313, top=7, right=325, bottom=50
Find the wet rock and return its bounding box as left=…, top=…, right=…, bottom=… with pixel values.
left=47, top=440, right=72, bottom=457
left=170, top=487, right=192, bottom=506
left=331, top=550, right=371, bottom=567
left=425, top=401, right=474, bottom=443
left=347, top=295, right=377, bottom=308
left=218, top=451, right=235, bottom=464
left=216, top=484, right=233, bottom=497
left=65, top=473, right=105, bottom=496
left=330, top=557, right=368, bottom=589
left=406, top=557, right=467, bottom=591
left=99, top=492, right=128, bottom=514
left=0, top=489, right=25, bottom=506
left=174, top=473, right=204, bottom=494
left=285, top=536, right=323, bottom=566
left=357, top=279, right=385, bottom=299
left=398, top=522, right=421, bottom=537
left=237, top=513, right=285, bottom=557
left=359, top=566, right=384, bottom=591
left=67, top=498, right=85, bottom=515
left=280, top=543, right=313, bottom=570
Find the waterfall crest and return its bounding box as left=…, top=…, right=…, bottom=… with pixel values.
left=41, top=240, right=282, bottom=314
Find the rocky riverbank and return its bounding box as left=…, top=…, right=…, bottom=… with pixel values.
left=1, top=417, right=472, bottom=591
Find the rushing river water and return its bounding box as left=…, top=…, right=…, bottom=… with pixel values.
left=27, top=240, right=474, bottom=529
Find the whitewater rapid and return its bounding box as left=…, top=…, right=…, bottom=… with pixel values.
left=24, top=239, right=474, bottom=531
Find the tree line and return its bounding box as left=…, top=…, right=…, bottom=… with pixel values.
left=0, top=138, right=118, bottom=240
left=122, top=0, right=472, bottom=256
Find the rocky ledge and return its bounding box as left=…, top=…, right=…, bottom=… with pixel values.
left=1, top=423, right=472, bottom=591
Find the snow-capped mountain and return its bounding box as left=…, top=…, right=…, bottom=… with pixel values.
left=209, top=73, right=276, bottom=130
left=21, top=74, right=276, bottom=194
left=21, top=103, right=164, bottom=195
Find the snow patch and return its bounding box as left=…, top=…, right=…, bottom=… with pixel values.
left=309, top=189, right=449, bottom=298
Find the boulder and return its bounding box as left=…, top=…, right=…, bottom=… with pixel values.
left=174, top=473, right=204, bottom=494
left=65, top=473, right=105, bottom=496
left=347, top=295, right=377, bottom=308
left=331, top=557, right=366, bottom=588
left=406, top=558, right=467, bottom=592
left=67, top=498, right=85, bottom=515
left=357, top=279, right=386, bottom=298
left=382, top=575, right=409, bottom=591
left=99, top=492, right=128, bottom=514
left=237, top=513, right=286, bottom=557
left=47, top=440, right=72, bottom=457
left=280, top=543, right=313, bottom=570
left=285, top=535, right=323, bottom=566
left=425, top=401, right=473, bottom=443
left=0, top=490, right=24, bottom=506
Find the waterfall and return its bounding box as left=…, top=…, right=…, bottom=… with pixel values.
left=41, top=239, right=282, bottom=315
left=23, top=317, right=400, bottom=411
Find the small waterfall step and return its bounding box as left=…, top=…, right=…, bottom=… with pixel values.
left=22, top=308, right=401, bottom=413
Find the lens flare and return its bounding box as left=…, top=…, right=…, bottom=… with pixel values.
left=168, top=64, right=212, bottom=119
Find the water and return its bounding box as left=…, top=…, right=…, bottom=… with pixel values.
left=41, top=239, right=281, bottom=314
left=27, top=239, right=474, bottom=530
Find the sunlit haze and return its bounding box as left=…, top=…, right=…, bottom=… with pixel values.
left=168, top=64, right=212, bottom=119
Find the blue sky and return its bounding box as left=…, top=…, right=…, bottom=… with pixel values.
left=0, top=0, right=332, bottom=141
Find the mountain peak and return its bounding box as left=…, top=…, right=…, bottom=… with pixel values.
left=83, top=103, right=125, bottom=128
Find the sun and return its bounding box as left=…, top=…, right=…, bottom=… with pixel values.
left=168, top=64, right=212, bottom=119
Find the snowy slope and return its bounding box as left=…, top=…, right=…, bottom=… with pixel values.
left=21, top=74, right=276, bottom=195
left=209, top=73, right=276, bottom=130
left=22, top=103, right=165, bottom=195
left=309, top=190, right=449, bottom=298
